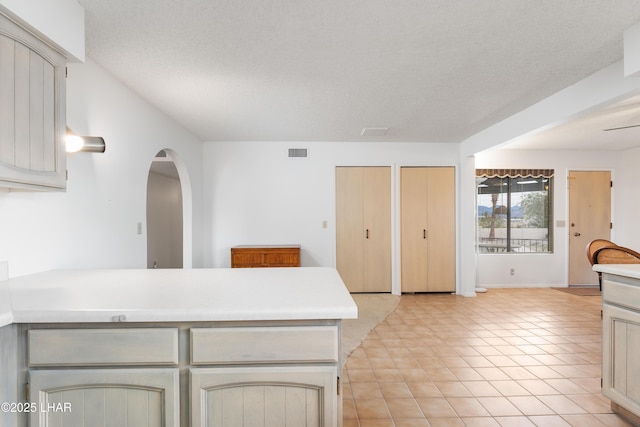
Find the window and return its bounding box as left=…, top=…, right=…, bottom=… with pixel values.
left=476, top=169, right=553, bottom=253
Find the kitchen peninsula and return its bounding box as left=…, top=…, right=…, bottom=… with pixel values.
left=0, top=267, right=357, bottom=427
left=594, top=264, right=640, bottom=426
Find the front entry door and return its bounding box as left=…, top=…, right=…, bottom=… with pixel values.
left=568, top=170, right=611, bottom=286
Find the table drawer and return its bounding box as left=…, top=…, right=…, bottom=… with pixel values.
left=28, top=328, right=179, bottom=367
left=191, top=326, right=339, bottom=364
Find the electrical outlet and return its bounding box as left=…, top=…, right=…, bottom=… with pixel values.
left=510, top=268, right=515, bottom=276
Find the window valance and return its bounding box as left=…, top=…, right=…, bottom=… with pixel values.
left=476, top=169, right=554, bottom=178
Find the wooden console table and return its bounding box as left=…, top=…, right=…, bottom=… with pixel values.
left=231, top=245, right=301, bottom=268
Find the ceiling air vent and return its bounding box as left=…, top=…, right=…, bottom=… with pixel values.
left=361, top=127, right=389, bottom=136
left=288, top=148, right=308, bottom=158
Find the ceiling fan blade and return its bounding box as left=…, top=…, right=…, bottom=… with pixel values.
left=603, top=124, right=640, bottom=131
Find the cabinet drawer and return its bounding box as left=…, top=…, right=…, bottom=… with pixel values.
left=191, top=326, right=339, bottom=364
left=263, top=252, right=299, bottom=266
left=231, top=252, right=263, bottom=267
left=28, top=328, right=179, bottom=367
left=603, top=277, right=640, bottom=311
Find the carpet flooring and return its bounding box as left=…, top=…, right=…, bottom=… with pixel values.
left=342, top=293, right=400, bottom=362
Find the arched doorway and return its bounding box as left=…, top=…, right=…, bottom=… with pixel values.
left=146, top=150, right=185, bottom=268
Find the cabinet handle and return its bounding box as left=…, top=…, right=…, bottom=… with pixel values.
left=366, top=229, right=369, bottom=239
left=423, top=229, right=427, bottom=239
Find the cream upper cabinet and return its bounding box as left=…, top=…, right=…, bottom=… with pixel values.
left=401, top=167, right=455, bottom=293
left=0, top=13, right=66, bottom=190
left=336, top=166, right=391, bottom=293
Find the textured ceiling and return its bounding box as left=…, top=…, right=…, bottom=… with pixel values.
left=77, top=0, right=640, bottom=145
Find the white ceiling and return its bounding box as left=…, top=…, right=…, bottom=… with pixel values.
left=503, top=93, right=640, bottom=151
left=77, top=0, right=640, bottom=148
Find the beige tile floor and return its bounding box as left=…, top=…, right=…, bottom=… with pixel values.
left=342, top=288, right=635, bottom=427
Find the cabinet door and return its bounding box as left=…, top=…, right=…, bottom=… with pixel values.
left=602, top=303, right=640, bottom=418
left=363, top=167, right=392, bottom=292
left=29, top=369, right=179, bottom=427
left=0, top=325, right=18, bottom=427
left=0, top=13, right=66, bottom=190
left=336, top=167, right=365, bottom=291
left=190, top=366, right=338, bottom=427
left=401, top=167, right=455, bottom=292
left=336, top=167, right=391, bottom=293
left=425, top=167, right=455, bottom=292
left=400, top=167, right=429, bottom=293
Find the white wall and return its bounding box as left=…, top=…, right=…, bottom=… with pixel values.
left=475, top=148, right=621, bottom=287
left=459, top=60, right=640, bottom=291
left=0, top=59, right=203, bottom=277
left=615, top=146, right=640, bottom=248
left=202, top=140, right=460, bottom=292
left=2, top=0, right=638, bottom=293
left=202, top=139, right=640, bottom=293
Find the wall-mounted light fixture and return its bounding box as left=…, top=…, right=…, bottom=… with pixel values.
left=65, top=128, right=106, bottom=153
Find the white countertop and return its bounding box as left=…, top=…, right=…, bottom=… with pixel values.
left=0, top=267, right=357, bottom=327
left=593, top=264, right=640, bottom=280
left=0, top=282, right=12, bottom=327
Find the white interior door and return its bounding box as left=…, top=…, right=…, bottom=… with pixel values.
left=568, top=170, right=611, bottom=286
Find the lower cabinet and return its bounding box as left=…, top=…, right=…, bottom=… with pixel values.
left=27, top=327, right=180, bottom=427
left=602, top=273, right=640, bottom=425
left=0, top=325, right=19, bottom=427
left=24, top=322, right=342, bottom=427
left=29, top=369, right=179, bottom=427
left=602, top=303, right=640, bottom=418
left=190, top=366, right=337, bottom=427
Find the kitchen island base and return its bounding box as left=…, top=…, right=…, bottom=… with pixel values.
left=0, top=267, right=357, bottom=427
left=25, top=320, right=341, bottom=427
left=596, top=264, right=640, bottom=426
left=611, top=402, right=640, bottom=427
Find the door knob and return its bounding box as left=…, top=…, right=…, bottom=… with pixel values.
left=574, top=232, right=581, bottom=237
